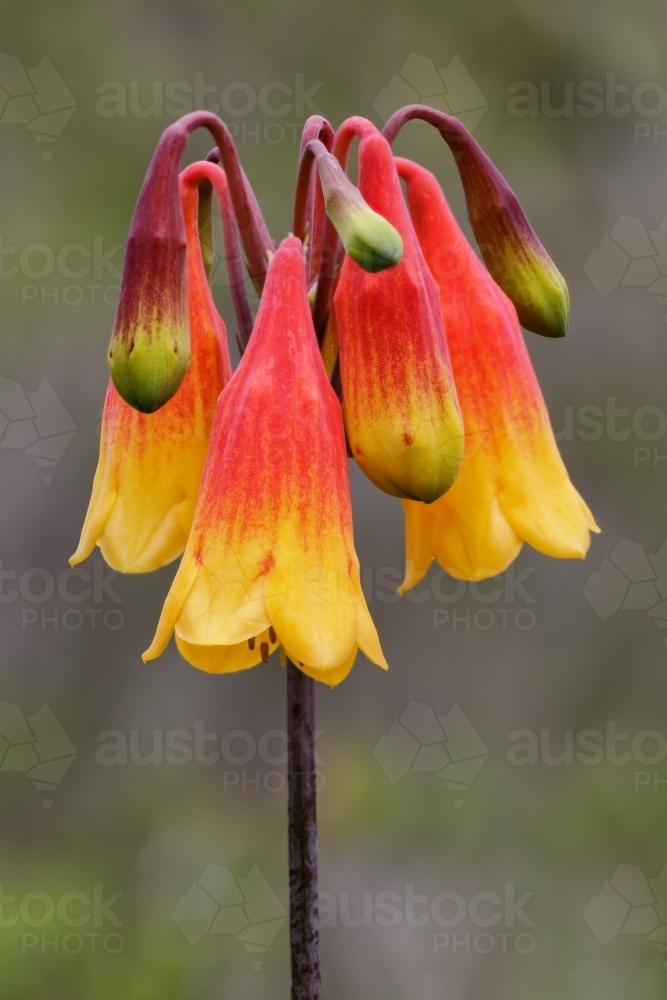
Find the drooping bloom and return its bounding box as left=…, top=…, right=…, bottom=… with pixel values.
left=380, top=105, right=570, bottom=339
left=395, top=158, right=598, bottom=587
left=106, top=112, right=274, bottom=412
left=450, top=124, right=570, bottom=339
left=70, top=168, right=231, bottom=573
left=143, top=236, right=387, bottom=687
left=332, top=118, right=464, bottom=504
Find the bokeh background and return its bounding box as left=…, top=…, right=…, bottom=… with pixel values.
left=1, top=0, right=667, bottom=997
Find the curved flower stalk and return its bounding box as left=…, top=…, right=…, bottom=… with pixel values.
left=70, top=163, right=235, bottom=573
left=330, top=116, right=464, bottom=504
left=143, top=236, right=387, bottom=687
left=294, top=116, right=335, bottom=283
left=383, top=106, right=570, bottom=339
left=107, top=112, right=273, bottom=413
left=396, top=159, right=598, bottom=588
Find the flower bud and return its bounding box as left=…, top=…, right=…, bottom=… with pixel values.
left=316, top=152, right=403, bottom=272
left=453, top=136, right=570, bottom=338
left=71, top=162, right=233, bottom=573
left=107, top=128, right=190, bottom=413
left=381, top=106, right=570, bottom=338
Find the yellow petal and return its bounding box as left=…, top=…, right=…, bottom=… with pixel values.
left=174, top=629, right=278, bottom=674
left=142, top=555, right=199, bottom=661
left=399, top=499, right=435, bottom=592
left=498, top=436, right=600, bottom=560
left=298, top=647, right=359, bottom=687
left=394, top=157, right=599, bottom=587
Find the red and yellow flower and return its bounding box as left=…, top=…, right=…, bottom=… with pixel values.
left=143, top=236, right=387, bottom=687
left=395, top=158, right=598, bottom=587
left=70, top=165, right=231, bottom=573
left=331, top=118, right=463, bottom=504
left=71, top=106, right=599, bottom=684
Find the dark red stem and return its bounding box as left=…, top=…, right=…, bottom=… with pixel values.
left=196, top=177, right=215, bottom=282
left=381, top=105, right=539, bottom=257
left=287, top=660, right=320, bottom=1000
left=293, top=117, right=334, bottom=282
left=135, top=111, right=274, bottom=292
left=181, top=159, right=254, bottom=353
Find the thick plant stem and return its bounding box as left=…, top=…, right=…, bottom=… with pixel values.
left=294, top=117, right=334, bottom=282
left=287, top=660, right=320, bottom=1000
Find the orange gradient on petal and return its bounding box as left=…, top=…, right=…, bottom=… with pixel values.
left=333, top=122, right=463, bottom=504
left=144, top=236, right=387, bottom=686
left=395, top=158, right=598, bottom=587
left=70, top=177, right=231, bottom=573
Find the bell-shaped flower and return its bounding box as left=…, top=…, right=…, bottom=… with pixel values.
left=396, top=158, right=598, bottom=587
left=332, top=118, right=464, bottom=504
left=70, top=166, right=232, bottom=573
left=143, top=236, right=387, bottom=686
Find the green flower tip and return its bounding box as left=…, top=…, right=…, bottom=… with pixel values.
left=507, top=253, right=570, bottom=339
left=108, top=321, right=191, bottom=413
left=343, top=206, right=404, bottom=273
left=315, top=151, right=403, bottom=274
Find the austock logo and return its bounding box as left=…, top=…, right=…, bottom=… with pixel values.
left=507, top=723, right=667, bottom=793
left=373, top=53, right=488, bottom=133
left=553, top=396, right=667, bottom=470
left=319, top=881, right=536, bottom=956
left=0, top=377, right=76, bottom=484
left=584, top=538, right=667, bottom=644
left=94, top=73, right=324, bottom=146
left=0, top=235, right=123, bottom=308
left=0, top=54, right=76, bottom=160
left=373, top=701, right=488, bottom=807
left=172, top=864, right=286, bottom=971
left=1, top=558, right=125, bottom=633
left=94, top=723, right=323, bottom=791
left=584, top=863, right=667, bottom=971
left=584, top=215, right=667, bottom=321
left=364, top=563, right=537, bottom=633
left=0, top=701, right=76, bottom=807
left=1, top=883, right=123, bottom=955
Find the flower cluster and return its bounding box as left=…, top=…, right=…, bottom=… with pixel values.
left=71, top=108, right=598, bottom=686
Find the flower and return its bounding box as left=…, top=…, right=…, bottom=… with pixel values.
left=143, top=236, right=387, bottom=686
left=395, top=158, right=598, bottom=587
left=70, top=167, right=231, bottom=573
left=331, top=118, right=464, bottom=504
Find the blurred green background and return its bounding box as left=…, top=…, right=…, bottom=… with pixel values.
left=1, top=0, right=667, bottom=997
